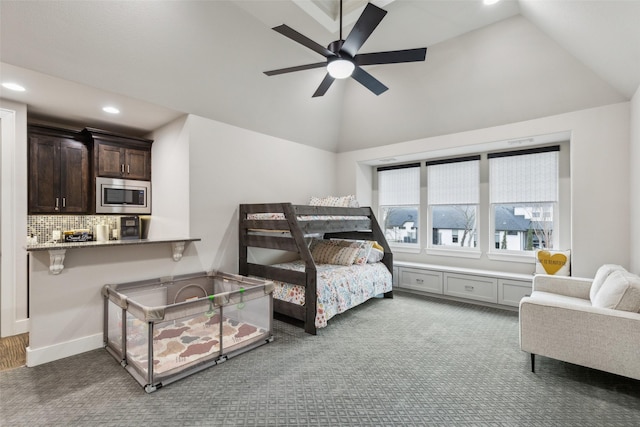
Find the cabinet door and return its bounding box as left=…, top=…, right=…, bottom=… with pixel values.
left=399, top=268, right=443, bottom=293
left=59, top=140, right=89, bottom=213
left=97, top=143, right=124, bottom=177
left=498, top=279, right=532, bottom=307
left=124, top=148, right=151, bottom=180
left=444, top=273, right=497, bottom=303
left=29, top=136, right=60, bottom=213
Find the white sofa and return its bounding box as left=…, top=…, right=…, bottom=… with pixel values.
left=519, top=265, right=640, bottom=380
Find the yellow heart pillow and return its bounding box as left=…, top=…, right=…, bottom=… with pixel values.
left=535, top=249, right=571, bottom=276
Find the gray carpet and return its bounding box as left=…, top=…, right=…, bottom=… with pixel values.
left=1, top=292, right=639, bottom=426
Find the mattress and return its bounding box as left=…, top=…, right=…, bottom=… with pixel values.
left=125, top=313, right=268, bottom=377
left=269, top=260, right=392, bottom=328
left=247, top=212, right=369, bottom=221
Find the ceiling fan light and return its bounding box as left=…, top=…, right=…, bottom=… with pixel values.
left=327, top=58, right=355, bottom=79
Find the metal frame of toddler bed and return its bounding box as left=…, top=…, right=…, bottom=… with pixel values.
left=239, top=203, right=393, bottom=335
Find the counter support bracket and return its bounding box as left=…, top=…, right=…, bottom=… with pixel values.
left=171, top=241, right=186, bottom=261
left=49, top=249, right=66, bottom=275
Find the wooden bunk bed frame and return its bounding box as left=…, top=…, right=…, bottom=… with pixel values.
left=239, top=203, right=393, bottom=335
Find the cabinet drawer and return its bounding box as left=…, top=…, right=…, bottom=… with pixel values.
left=444, top=273, right=497, bottom=303
left=498, top=279, right=532, bottom=307
left=399, top=268, right=443, bottom=294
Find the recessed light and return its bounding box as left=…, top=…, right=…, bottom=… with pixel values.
left=102, top=106, right=120, bottom=114
left=484, top=0, right=501, bottom=5
left=2, top=82, right=26, bottom=92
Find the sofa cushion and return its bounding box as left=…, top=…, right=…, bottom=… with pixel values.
left=592, top=270, right=640, bottom=312
left=590, top=264, right=626, bottom=302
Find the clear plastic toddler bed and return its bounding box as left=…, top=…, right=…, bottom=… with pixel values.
left=102, top=271, right=274, bottom=393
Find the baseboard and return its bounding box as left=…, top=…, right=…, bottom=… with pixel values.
left=26, top=333, right=103, bottom=367
left=394, top=288, right=519, bottom=312
left=14, top=318, right=29, bottom=335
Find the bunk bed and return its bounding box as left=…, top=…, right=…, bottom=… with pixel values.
left=239, top=203, right=393, bottom=335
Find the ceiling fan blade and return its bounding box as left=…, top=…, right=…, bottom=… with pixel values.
left=341, top=3, right=388, bottom=57
left=355, top=47, right=427, bottom=66
left=312, top=73, right=335, bottom=97
left=264, top=62, right=327, bottom=76
left=351, top=66, right=388, bottom=96
left=272, top=24, right=335, bottom=58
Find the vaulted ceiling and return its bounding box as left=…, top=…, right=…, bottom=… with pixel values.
left=1, top=1, right=639, bottom=152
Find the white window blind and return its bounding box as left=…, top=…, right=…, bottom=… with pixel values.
left=427, top=158, right=479, bottom=205
left=490, top=148, right=558, bottom=203
left=378, top=165, right=420, bottom=206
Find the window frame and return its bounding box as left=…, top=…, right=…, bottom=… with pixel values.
left=487, top=145, right=561, bottom=261
left=425, top=156, right=481, bottom=258
left=377, top=163, right=421, bottom=251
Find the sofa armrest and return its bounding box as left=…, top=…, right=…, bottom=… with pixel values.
left=532, top=274, right=592, bottom=299
left=519, top=295, right=640, bottom=380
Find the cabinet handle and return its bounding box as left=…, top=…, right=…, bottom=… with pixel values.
left=416, top=278, right=424, bottom=284
left=465, top=285, right=474, bottom=291
left=121, top=164, right=125, bottom=173
left=62, top=197, right=66, bottom=208
left=127, top=164, right=130, bottom=174
left=55, top=198, right=59, bottom=211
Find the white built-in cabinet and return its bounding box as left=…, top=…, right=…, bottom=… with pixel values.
left=394, top=261, right=532, bottom=309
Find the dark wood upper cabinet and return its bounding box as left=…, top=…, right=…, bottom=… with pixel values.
left=28, top=125, right=90, bottom=214
left=82, top=128, right=152, bottom=181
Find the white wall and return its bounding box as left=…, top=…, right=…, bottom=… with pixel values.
left=148, top=115, right=191, bottom=238
left=337, top=102, right=631, bottom=278
left=186, top=114, right=337, bottom=273
left=631, top=87, right=640, bottom=273
left=0, top=99, right=28, bottom=337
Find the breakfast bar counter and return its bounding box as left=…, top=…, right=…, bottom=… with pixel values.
left=27, top=235, right=205, bottom=367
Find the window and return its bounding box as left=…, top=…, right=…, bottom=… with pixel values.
left=489, top=146, right=559, bottom=252
left=426, top=156, right=480, bottom=250
left=378, top=164, right=420, bottom=246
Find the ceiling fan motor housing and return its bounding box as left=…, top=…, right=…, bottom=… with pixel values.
left=328, top=40, right=346, bottom=56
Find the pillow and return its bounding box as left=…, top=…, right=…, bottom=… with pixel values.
left=592, top=270, right=640, bottom=312
left=310, top=239, right=361, bottom=266
left=367, top=242, right=384, bottom=263
left=535, top=249, right=571, bottom=276
left=330, top=239, right=374, bottom=265
left=309, top=195, right=359, bottom=208
left=590, top=264, right=626, bottom=302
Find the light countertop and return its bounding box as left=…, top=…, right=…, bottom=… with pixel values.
left=26, top=237, right=201, bottom=252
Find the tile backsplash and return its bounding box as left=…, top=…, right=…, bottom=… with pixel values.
left=28, top=215, right=120, bottom=244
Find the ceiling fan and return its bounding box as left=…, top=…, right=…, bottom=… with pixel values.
left=264, top=0, right=427, bottom=97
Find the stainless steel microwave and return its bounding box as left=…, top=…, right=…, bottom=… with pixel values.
left=96, top=177, right=151, bottom=214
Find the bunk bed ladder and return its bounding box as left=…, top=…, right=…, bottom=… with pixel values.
left=283, top=204, right=318, bottom=335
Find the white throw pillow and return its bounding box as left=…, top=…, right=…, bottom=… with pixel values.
left=592, top=270, right=640, bottom=312
left=590, top=264, right=625, bottom=302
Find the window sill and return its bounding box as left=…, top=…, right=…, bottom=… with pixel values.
left=425, top=248, right=481, bottom=259
left=389, top=244, right=421, bottom=254
left=487, top=251, right=536, bottom=264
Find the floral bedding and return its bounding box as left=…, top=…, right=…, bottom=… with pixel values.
left=270, top=260, right=392, bottom=328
